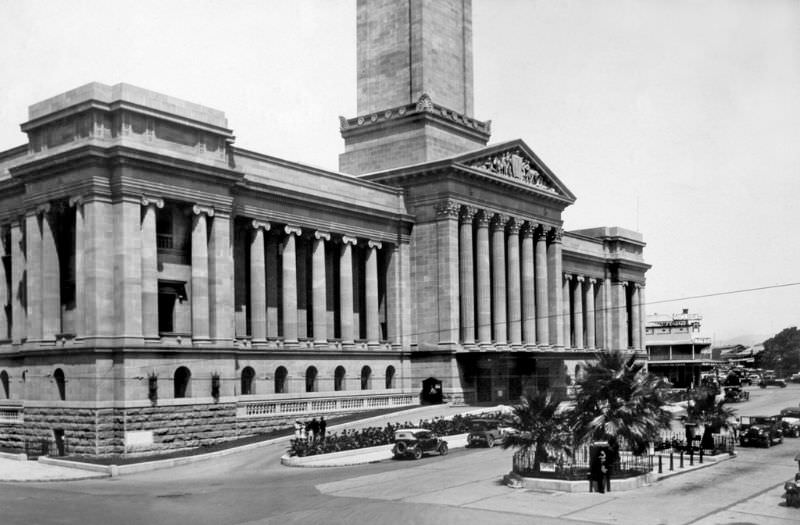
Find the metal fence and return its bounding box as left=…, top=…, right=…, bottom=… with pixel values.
left=512, top=447, right=653, bottom=479
left=653, top=432, right=736, bottom=455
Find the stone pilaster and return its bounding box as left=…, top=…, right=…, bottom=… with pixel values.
left=366, top=240, right=381, bottom=346
left=339, top=236, right=357, bottom=345
left=586, top=278, right=596, bottom=349
left=312, top=231, right=330, bottom=345
left=458, top=206, right=476, bottom=344
left=282, top=225, right=302, bottom=344
left=631, top=283, right=641, bottom=350
left=506, top=219, right=522, bottom=346
left=475, top=210, right=491, bottom=345
left=573, top=275, right=584, bottom=349
left=69, top=196, right=85, bottom=338
left=563, top=274, right=572, bottom=348
left=520, top=222, right=536, bottom=346
left=0, top=225, right=8, bottom=339
left=10, top=219, right=25, bottom=343
left=611, top=281, right=628, bottom=350
left=140, top=197, right=163, bottom=339
left=435, top=199, right=460, bottom=345
left=385, top=241, right=402, bottom=347
left=115, top=198, right=143, bottom=338
left=491, top=214, right=507, bottom=345
left=41, top=205, right=60, bottom=339
left=249, top=220, right=270, bottom=342
left=594, top=279, right=606, bottom=349
left=547, top=228, right=563, bottom=347
left=638, top=284, right=646, bottom=352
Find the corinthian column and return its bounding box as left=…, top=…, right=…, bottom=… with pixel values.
left=366, top=240, right=381, bottom=346
left=586, top=278, right=596, bottom=349
left=191, top=205, right=213, bottom=341
left=573, top=275, right=584, bottom=349
left=563, top=274, right=572, bottom=348
left=535, top=226, right=549, bottom=345
left=506, top=219, right=522, bottom=346
left=140, top=196, right=163, bottom=339
left=520, top=223, right=535, bottom=346
left=631, top=283, right=641, bottom=350
left=312, top=231, right=330, bottom=345
left=250, top=220, right=270, bottom=342
left=491, top=214, right=507, bottom=345
left=339, top=236, right=357, bottom=345
left=282, top=225, right=302, bottom=343
left=459, top=207, right=476, bottom=344
left=475, top=211, right=491, bottom=345
left=548, top=228, right=564, bottom=347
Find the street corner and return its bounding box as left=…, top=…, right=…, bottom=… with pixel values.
left=691, top=483, right=800, bottom=525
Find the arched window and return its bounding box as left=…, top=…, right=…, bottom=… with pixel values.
left=385, top=365, right=395, bottom=389
left=241, top=366, right=255, bottom=395
left=174, top=366, right=191, bottom=398
left=334, top=366, right=346, bottom=391
left=54, top=368, right=66, bottom=400
left=274, top=366, right=288, bottom=394
left=305, top=366, right=318, bottom=393
left=0, top=370, right=9, bottom=399
left=360, top=366, right=372, bottom=390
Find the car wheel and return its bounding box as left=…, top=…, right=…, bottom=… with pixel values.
left=487, top=436, right=495, bottom=448
left=413, top=448, right=423, bottom=460
left=439, top=443, right=448, bottom=456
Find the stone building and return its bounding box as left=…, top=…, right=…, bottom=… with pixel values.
left=0, top=0, right=649, bottom=456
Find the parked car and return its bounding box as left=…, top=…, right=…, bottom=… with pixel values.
left=748, top=374, right=761, bottom=384
left=759, top=378, right=787, bottom=388
left=779, top=408, right=800, bottom=438
left=466, top=419, right=506, bottom=448
left=392, top=429, right=448, bottom=460
left=790, top=373, right=800, bottom=383
left=739, top=416, right=783, bottom=447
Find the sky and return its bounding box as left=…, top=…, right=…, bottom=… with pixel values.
left=1, top=0, right=798, bottom=344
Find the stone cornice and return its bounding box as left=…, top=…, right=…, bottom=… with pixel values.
left=339, top=94, right=491, bottom=142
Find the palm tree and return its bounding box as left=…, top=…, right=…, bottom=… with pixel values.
left=570, top=350, right=673, bottom=456
left=502, top=390, right=573, bottom=473
left=686, top=385, right=736, bottom=450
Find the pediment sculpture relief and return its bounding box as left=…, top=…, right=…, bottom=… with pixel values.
left=468, top=150, right=557, bottom=193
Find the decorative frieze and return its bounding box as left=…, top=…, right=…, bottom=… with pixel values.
left=468, top=148, right=557, bottom=193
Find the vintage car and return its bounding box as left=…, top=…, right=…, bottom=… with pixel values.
left=759, top=378, right=787, bottom=388
left=779, top=408, right=800, bottom=438
left=790, top=372, right=800, bottom=383
left=466, top=419, right=506, bottom=448
left=739, top=416, right=783, bottom=447
left=392, top=429, right=448, bottom=460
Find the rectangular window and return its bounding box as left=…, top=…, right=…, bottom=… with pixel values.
left=158, top=280, right=187, bottom=334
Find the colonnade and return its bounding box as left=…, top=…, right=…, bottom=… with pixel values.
left=246, top=220, right=391, bottom=347
left=455, top=205, right=564, bottom=348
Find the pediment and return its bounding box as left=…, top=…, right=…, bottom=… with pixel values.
left=453, top=140, right=576, bottom=202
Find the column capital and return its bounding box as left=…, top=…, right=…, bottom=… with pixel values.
left=435, top=198, right=461, bottom=218
left=536, top=225, right=548, bottom=241
left=192, top=204, right=215, bottom=217
left=251, top=220, right=271, bottom=232
left=35, top=203, right=51, bottom=216
left=69, top=195, right=85, bottom=208
left=474, top=210, right=491, bottom=227
left=367, top=240, right=382, bottom=250
left=341, top=235, right=358, bottom=246
left=459, top=205, right=476, bottom=224
left=314, top=230, right=331, bottom=241
left=575, top=275, right=585, bottom=283
left=506, top=218, right=521, bottom=235
left=588, top=277, right=598, bottom=285
left=141, top=196, right=164, bottom=209
left=634, top=282, right=643, bottom=289
left=563, top=273, right=573, bottom=282
left=490, top=213, right=508, bottom=232
left=284, top=225, right=302, bottom=236
left=548, top=226, right=563, bottom=243
left=520, top=221, right=536, bottom=238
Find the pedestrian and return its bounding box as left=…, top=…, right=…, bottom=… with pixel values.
left=300, top=420, right=307, bottom=441
left=319, top=416, right=327, bottom=442
left=308, top=418, right=318, bottom=444
left=294, top=420, right=302, bottom=440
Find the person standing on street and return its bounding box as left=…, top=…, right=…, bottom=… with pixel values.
left=319, top=416, right=327, bottom=442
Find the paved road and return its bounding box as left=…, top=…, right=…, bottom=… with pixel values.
left=2, top=384, right=799, bottom=525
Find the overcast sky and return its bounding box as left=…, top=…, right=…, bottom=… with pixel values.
left=1, top=0, right=798, bottom=344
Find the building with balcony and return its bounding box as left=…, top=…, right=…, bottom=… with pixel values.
left=0, top=0, right=649, bottom=456
left=645, top=309, right=713, bottom=388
